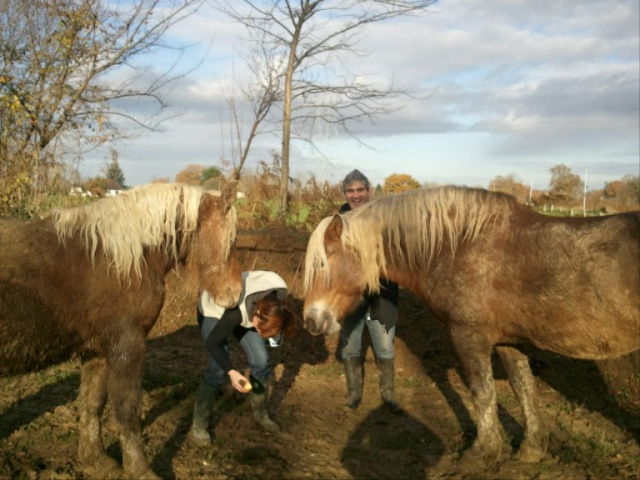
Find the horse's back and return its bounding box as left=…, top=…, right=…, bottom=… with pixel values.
left=0, top=218, right=164, bottom=376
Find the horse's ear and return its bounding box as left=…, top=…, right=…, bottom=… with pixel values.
left=324, top=214, right=343, bottom=246
left=220, top=180, right=238, bottom=212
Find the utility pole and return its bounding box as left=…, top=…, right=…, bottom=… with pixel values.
left=583, top=168, right=588, bottom=216
left=529, top=178, right=533, bottom=205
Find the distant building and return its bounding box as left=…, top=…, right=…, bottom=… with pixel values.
left=69, top=187, right=93, bottom=197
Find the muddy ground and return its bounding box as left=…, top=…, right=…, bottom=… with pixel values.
left=1, top=230, right=639, bottom=480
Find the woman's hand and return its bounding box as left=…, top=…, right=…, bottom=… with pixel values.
left=228, top=370, right=252, bottom=393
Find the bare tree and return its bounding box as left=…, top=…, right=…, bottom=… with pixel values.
left=213, top=0, right=436, bottom=219
left=224, top=37, right=284, bottom=180
left=488, top=174, right=529, bottom=204
left=0, top=0, right=206, bottom=214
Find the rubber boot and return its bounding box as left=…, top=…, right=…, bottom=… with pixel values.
left=188, top=381, right=218, bottom=445
left=343, top=357, right=363, bottom=409
left=378, top=357, right=403, bottom=414
left=249, top=377, right=280, bottom=431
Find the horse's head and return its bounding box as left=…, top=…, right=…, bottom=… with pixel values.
left=191, top=181, right=243, bottom=308
left=303, top=214, right=368, bottom=335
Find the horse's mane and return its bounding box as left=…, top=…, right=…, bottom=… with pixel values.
left=305, top=186, right=514, bottom=293
left=48, top=183, right=233, bottom=280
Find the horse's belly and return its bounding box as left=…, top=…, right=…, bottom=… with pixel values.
left=0, top=284, right=84, bottom=375
left=524, top=311, right=639, bottom=360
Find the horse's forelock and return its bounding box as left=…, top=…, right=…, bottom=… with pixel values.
left=342, top=214, right=385, bottom=293
left=50, top=183, right=206, bottom=281
left=304, top=216, right=333, bottom=293
left=303, top=214, right=383, bottom=295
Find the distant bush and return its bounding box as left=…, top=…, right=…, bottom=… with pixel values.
left=235, top=169, right=343, bottom=232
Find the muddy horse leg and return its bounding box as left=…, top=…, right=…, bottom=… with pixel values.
left=107, top=329, right=159, bottom=480
left=77, top=357, right=121, bottom=476
left=449, top=327, right=503, bottom=470
left=496, top=346, right=547, bottom=462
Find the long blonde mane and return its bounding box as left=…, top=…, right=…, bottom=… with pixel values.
left=305, top=186, right=513, bottom=293
left=49, top=183, right=235, bottom=280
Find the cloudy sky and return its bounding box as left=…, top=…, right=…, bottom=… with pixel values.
left=85, top=0, right=639, bottom=191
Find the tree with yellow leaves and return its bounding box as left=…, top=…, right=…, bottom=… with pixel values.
left=383, top=173, right=422, bottom=194
left=0, top=0, right=205, bottom=216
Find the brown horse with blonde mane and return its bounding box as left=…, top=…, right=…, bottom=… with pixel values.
left=303, top=185, right=639, bottom=471
left=0, top=182, right=243, bottom=479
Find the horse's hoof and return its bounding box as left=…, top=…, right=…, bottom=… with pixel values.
left=79, top=454, right=121, bottom=479
left=132, top=469, right=161, bottom=480
left=456, top=450, right=486, bottom=473
left=516, top=443, right=546, bottom=463
left=344, top=399, right=361, bottom=410
left=188, top=427, right=212, bottom=447
left=456, top=447, right=500, bottom=473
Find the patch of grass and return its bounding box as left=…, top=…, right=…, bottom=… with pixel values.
left=399, top=375, right=430, bottom=388
left=587, top=434, right=618, bottom=458
left=496, top=389, right=519, bottom=409
left=56, top=428, right=76, bottom=443
left=534, top=460, right=553, bottom=475
left=551, top=423, right=638, bottom=477
left=548, top=398, right=576, bottom=415
left=307, top=362, right=343, bottom=378
left=27, top=363, right=78, bottom=387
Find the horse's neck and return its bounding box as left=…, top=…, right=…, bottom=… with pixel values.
left=380, top=258, right=420, bottom=293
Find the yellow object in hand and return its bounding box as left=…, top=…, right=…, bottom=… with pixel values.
left=240, top=380, right=252, bottom=391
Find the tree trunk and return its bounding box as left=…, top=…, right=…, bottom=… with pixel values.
left=279, top=20, right=301, bottom=222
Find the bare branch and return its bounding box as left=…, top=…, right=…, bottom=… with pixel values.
left=0, top=0, right=206, bottom=204
left=212, top=0, right=436, bottom=217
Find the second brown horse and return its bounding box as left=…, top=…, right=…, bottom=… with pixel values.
left=303, top=186, right=639, bottom=470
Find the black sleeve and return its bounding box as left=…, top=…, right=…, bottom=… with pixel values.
left=379, top=279, right=399, bottom=306
left=368, top=278, right=399, bottom=329
left=204, top=307, right=243, bottom=373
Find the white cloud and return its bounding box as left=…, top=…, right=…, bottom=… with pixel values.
left=87, top=0, right=639, bottom=191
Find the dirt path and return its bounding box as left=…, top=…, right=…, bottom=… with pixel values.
left=1, top=290, right=638, bottom=479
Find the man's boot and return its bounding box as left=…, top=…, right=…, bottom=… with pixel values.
left=343, top=357, right=363, bottom=409
left=378, top=357, right=403, bottom=414
left=249, top=376, right=280, bottom=431
left=188, top=381, right=218, bottom=445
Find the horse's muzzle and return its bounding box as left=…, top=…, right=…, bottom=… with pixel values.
left=213, top=286, right=241, bottom=309
left=303, top=305, right=342, bottom=336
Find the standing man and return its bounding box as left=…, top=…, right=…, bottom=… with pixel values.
left=338, top=169, right=402, bottom=414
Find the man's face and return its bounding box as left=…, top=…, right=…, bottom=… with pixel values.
left=344, top=180, right=371, bottom=210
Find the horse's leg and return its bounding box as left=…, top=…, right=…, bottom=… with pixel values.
left=77, top=357, right=121, bottom=476
left=107, top=329, right=159, bottom=480
left=449, top=327, right=503, bottom=469
left=496, top=346, right=547, bottom=462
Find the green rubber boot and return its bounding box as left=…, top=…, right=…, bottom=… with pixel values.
left=378, top=357, right=403, bottom=414
left=343, top=357, right=363, bottom=409
left=249, top=377, right=280, bottom=431
left=188, top=381, right=218, bottom=445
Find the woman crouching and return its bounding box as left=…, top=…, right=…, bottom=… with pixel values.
left=189, top=270, right=296, bottom=444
